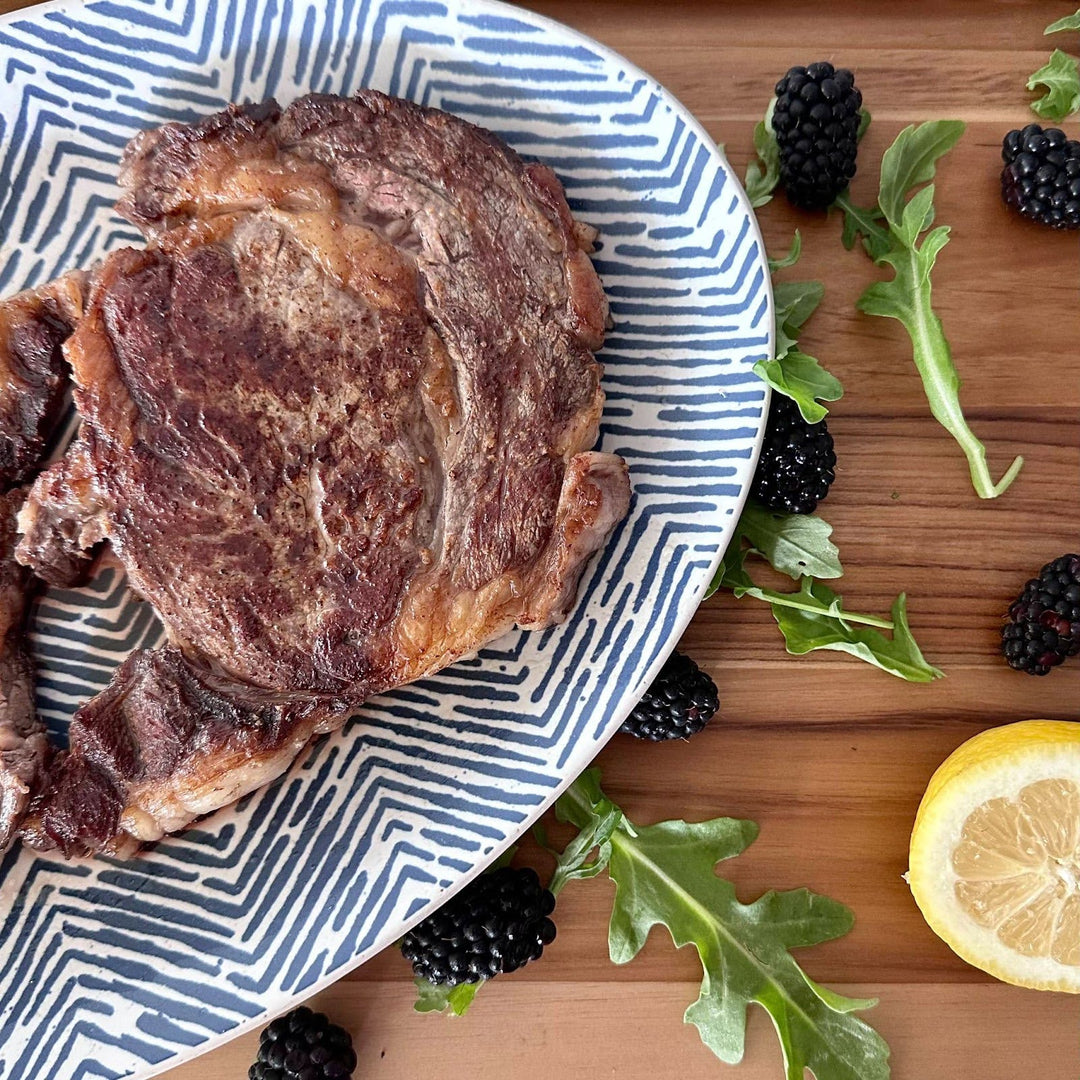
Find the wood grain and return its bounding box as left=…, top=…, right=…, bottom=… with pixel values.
left=3, top=0, right=1080, bottom=1076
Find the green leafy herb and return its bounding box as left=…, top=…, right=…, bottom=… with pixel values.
left=1028, top=48, right=1080, bottom=121
left=547, top=780, right=631, bottom=894
left=838, top=121, right=1023, bottom=499
left=771, top=584, right=943, bottom=683
left=772, top=279, right=824, bottom=363
left=744, top=100, right=780, bottom=208
left=552, top=770, right=891, bottom=1080
left=413, top=978, right=480, bottom=1016
left=1024, top=11, right=1080, bottom=121
left=753, top=351, right=842, bottom=424
left=774, top=279, right=825, bottom=337
left=735, top=500, right=842, bottom=580
left=746, top=136, right=842, bottom=424
left=710, top=544, right=942, bottom=682
left=768, top=229, right=802, bottom=272
left=1046, top=9, right=1080, bottom=33
left=762, top=276, right=843, bottom=423
left=876, top=120, right=964, bottom=226
left=837, top=194, right=889, bottom=259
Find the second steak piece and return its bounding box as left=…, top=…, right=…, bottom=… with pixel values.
left=0, top=273, right=85, bottom=849
left=17, top=92, right=630, bottom=855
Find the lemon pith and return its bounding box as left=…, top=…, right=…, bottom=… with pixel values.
left=908, top=720, right=1080, bottom=992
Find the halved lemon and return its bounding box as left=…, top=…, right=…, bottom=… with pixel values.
left=908, top=719, right=1080, bottom=992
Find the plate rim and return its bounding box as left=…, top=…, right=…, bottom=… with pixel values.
left=0, top=0, right=773, bottom=1073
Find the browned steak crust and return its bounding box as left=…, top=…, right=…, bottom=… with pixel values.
left=0, top=273, right=84, bottom=485
left=14, top=92, right=630, bottom=856
left=19, top=648, right=336, bottom=855
left=0, top=275, right=85, bottom=849
left=0, top=487, right=50, bottom=851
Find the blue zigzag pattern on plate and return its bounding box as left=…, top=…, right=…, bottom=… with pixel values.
left=0, top=1, right=771, bottom=1076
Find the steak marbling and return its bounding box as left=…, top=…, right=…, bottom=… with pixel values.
left=14, top=92, right=630, bottom=855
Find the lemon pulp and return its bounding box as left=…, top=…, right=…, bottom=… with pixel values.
left=952, top=777, right=1080, bottom=964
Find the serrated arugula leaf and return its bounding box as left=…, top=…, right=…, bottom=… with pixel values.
left=1046, top=9, right=1080, bottom=33
left=554, top=771, right=891, bottom=1080
left=736, top=500, right=842, bottom=580
left=802, top=974, right=879, bottom=1014
left=771, top=582, right=943, bottom=682
left=766, top=278, right=842, bottom=421
left=773, top=279, right=824, bottom=364
left=744, top=100, right=780, bottom=208
left=846, top=121, right=1022, bottom=499
left=877, top=121, right=965, bottom=229
left=774, top=280, right=825, bottom=338
left=836, top=193, right=891, bottom=260
left=413, top=978, right=480, bottom=1016
left=548, top=771, right=631, bottom=894
left=854, top=217, right=1022, bottom=498
left=1028, top=48, right=1080, bottom=121
left=754, top=352, right=842, bottom=424
left=768, top=230, right=802, bottom=272
left=708, top=545, right=941, bottom=682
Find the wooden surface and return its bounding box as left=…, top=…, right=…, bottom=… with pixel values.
left=4, top=0, right=1080, bottom=1076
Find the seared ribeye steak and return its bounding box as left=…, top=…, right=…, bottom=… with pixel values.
left=0, top=487, right=50, bottom=852
left=0, top=275, right=84, bottom=848
left=0, top=272, right=83, bottom=485
left=16, top=92, right=629, bottom=856
left=18, top=648, right=338, bottom=855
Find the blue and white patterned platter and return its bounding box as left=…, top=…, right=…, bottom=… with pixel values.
left=0, top=1, right=771, bottom=1076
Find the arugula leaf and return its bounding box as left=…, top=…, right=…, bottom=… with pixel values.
left=736, top=500, right=842, bottom=580
left=772, top=279, right=824, bottom=362
left=709, top=545, right=941, bottom=681
left=765, top=277, right=843, bottom=422
left=547, top=779, right=631, bottom=895
left=553, top=770, right=892, bottom=1080
left=413, top=978, right=480, bottom=1016
left=836, top=193, right=890, bottom=260
left=1046, top=9, right=1080, bottom=34
left=876, top=120, right=965, bottom=229
left=1028, top=48, right=1080, bottom=121
left=718, top=546, right=887, bottom=628
left=771, top=583, right=944, bottom=683
left=844, top=121, right=1023, bottom=499
left=774, top=279, right=825, bottom=338
left=768, top=230, right=802, bottom=273
left=754, top=352, right=843, bottom=424
left=744, top=100, right=780, bottom=208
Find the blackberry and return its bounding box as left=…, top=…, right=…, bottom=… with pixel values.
left=620, top=650, right=719, bottom=741
left=1001, top=124, right=1080, bottom=230
left=401, top=866, right=556, bottom=986
left=249, top=1006, right=356, bottom=1080
left=751, top=394, right=836, bottom=515
left=1002, top=554, right=1080, bottom=675
left=772, top=61, right=862, bottom=209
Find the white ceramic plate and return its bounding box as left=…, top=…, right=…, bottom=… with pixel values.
left=0, top=1, right=772, bottom=1076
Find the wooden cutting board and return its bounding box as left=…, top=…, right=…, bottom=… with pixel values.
left=3, top=0, right=1078, bottom=1075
